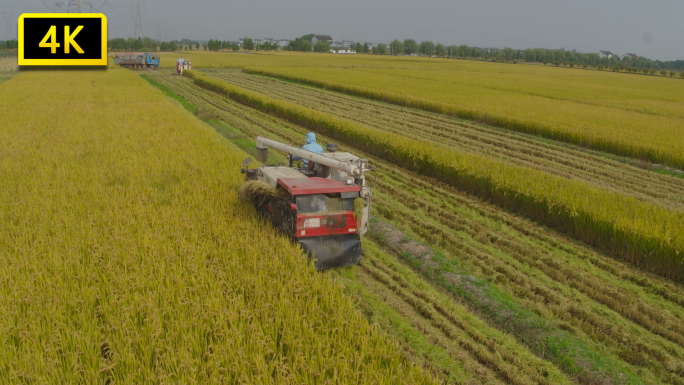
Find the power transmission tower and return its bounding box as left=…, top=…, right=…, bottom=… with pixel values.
left=45, top=0, right=106, bottom=13
left=57, top=0, right=92, bottom=13
left=155, top=15, right=161, bottom=44
left=2, top=11, right=12, bottom=40
left=133, top=1, right=143, bottom=40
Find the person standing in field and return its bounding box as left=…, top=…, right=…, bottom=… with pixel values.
left=177, top=56, right=184, bottom=75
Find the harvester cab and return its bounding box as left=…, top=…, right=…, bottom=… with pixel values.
left=241, top=136, right=374, bottom=270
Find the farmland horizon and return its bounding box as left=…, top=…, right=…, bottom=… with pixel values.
left=0, top=0, right=682, bottom=61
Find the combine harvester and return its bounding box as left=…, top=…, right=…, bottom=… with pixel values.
left=177, top=58, right=192, bottom=75
left=241, top=136, right=375, bottom=270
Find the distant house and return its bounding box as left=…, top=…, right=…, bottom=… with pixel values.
left=621, top=53, right=639, bottom=59
left=311, top=35, right=333, bottom=48
left=330, top=48, right=356, bottom=54
left=276, top=39, right=291, bottom=47
left=263, top=38, right=275, bottom=44
left=332, top=40, right=354, bottom=48
left=598, top=50, right=614, bottom=59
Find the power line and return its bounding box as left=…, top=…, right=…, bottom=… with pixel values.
left=2, top=11, right=12, bottom=40
left=51, top=0, right=109, bottom=13
left=133, top=1, right=143, bottom=39
left=155, top=15, right=161, bottom=43
left=56, top=0, right=87, bottom=13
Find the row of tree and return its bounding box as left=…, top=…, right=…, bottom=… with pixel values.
left=0, top=40, right=18, bottom=50
left=108, top=37, right=203, bottom=52
left=383, top=39, right=683, bottom=71
left=108, top=37, right=161, bottom=52
left=521, top=48, right=683, bottom=71
left=204, top=38, right=279, bottom=52
left=281, top=35, right=385, bottom=54
left=206, top=39, right=239, bottom=52
left=105, top=35, right=683, bottom=72
left=283, top=36, right=312, bottom=52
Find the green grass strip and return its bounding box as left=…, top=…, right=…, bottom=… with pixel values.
left=354, top=241, right=578, bottom=385
left=185, top=69, right=684, bottom=282
left=140, top=74, right=196, bottom=113
left=373, top=233, right=643, bottom=384
left=141, top=74, right=285, bottom=165
left=332, top=261, right=469, bottom=384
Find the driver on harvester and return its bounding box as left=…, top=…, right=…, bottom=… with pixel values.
left=292, top=133, right=324, bottom=169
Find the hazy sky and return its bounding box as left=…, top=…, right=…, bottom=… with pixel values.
left=1, top=0, right=682, bottom=61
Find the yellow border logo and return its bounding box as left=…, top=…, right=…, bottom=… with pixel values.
left=18, top=13, right=108, bottom=66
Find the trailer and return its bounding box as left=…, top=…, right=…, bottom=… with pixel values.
left=114, top=52, right=160, bottom=70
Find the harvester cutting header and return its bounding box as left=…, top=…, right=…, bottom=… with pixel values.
left=241, top=135, right=375, bottom=270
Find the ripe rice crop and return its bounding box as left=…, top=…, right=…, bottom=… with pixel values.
left=0, top=69, right=435, bottom=383
left=147, top=71, right=684, bottom=384
left=158, top=51, right=684, bottom=168
left=211, top=70, right=684, bottom=212
left=246, top=66, right=684, bottom=169
left=186, top=70, right=684, bottom=282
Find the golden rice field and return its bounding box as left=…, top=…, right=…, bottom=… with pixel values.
left=157, top=51, right=684, bottom=169
left=0, top=69, right=435, bottom=383
left=210, top=70, right=684, bottom=211
left=183, top=69, right=684, bottom=282
left=145, top=70, right=684, bottom=384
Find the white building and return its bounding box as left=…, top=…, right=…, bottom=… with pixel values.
left=599, top=50, right=614, bottom=59
left=276, top=39, right=291, bottom=47
left=330, top=48, right=356, bottom=54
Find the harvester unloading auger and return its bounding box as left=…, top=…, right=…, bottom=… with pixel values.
left=241, top=136, right=375, bottom=270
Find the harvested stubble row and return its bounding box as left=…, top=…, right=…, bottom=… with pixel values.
left=211, top=70, right=684, bottom=212
left=243, top=66, right=684, bottom=170
left=350, top=243, right=573, bottom=385
left=0, top=70, right=435, bottom=384
left=149, top=71, right=684, bottom=384
left=186, top=70, right=684, bottom=282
